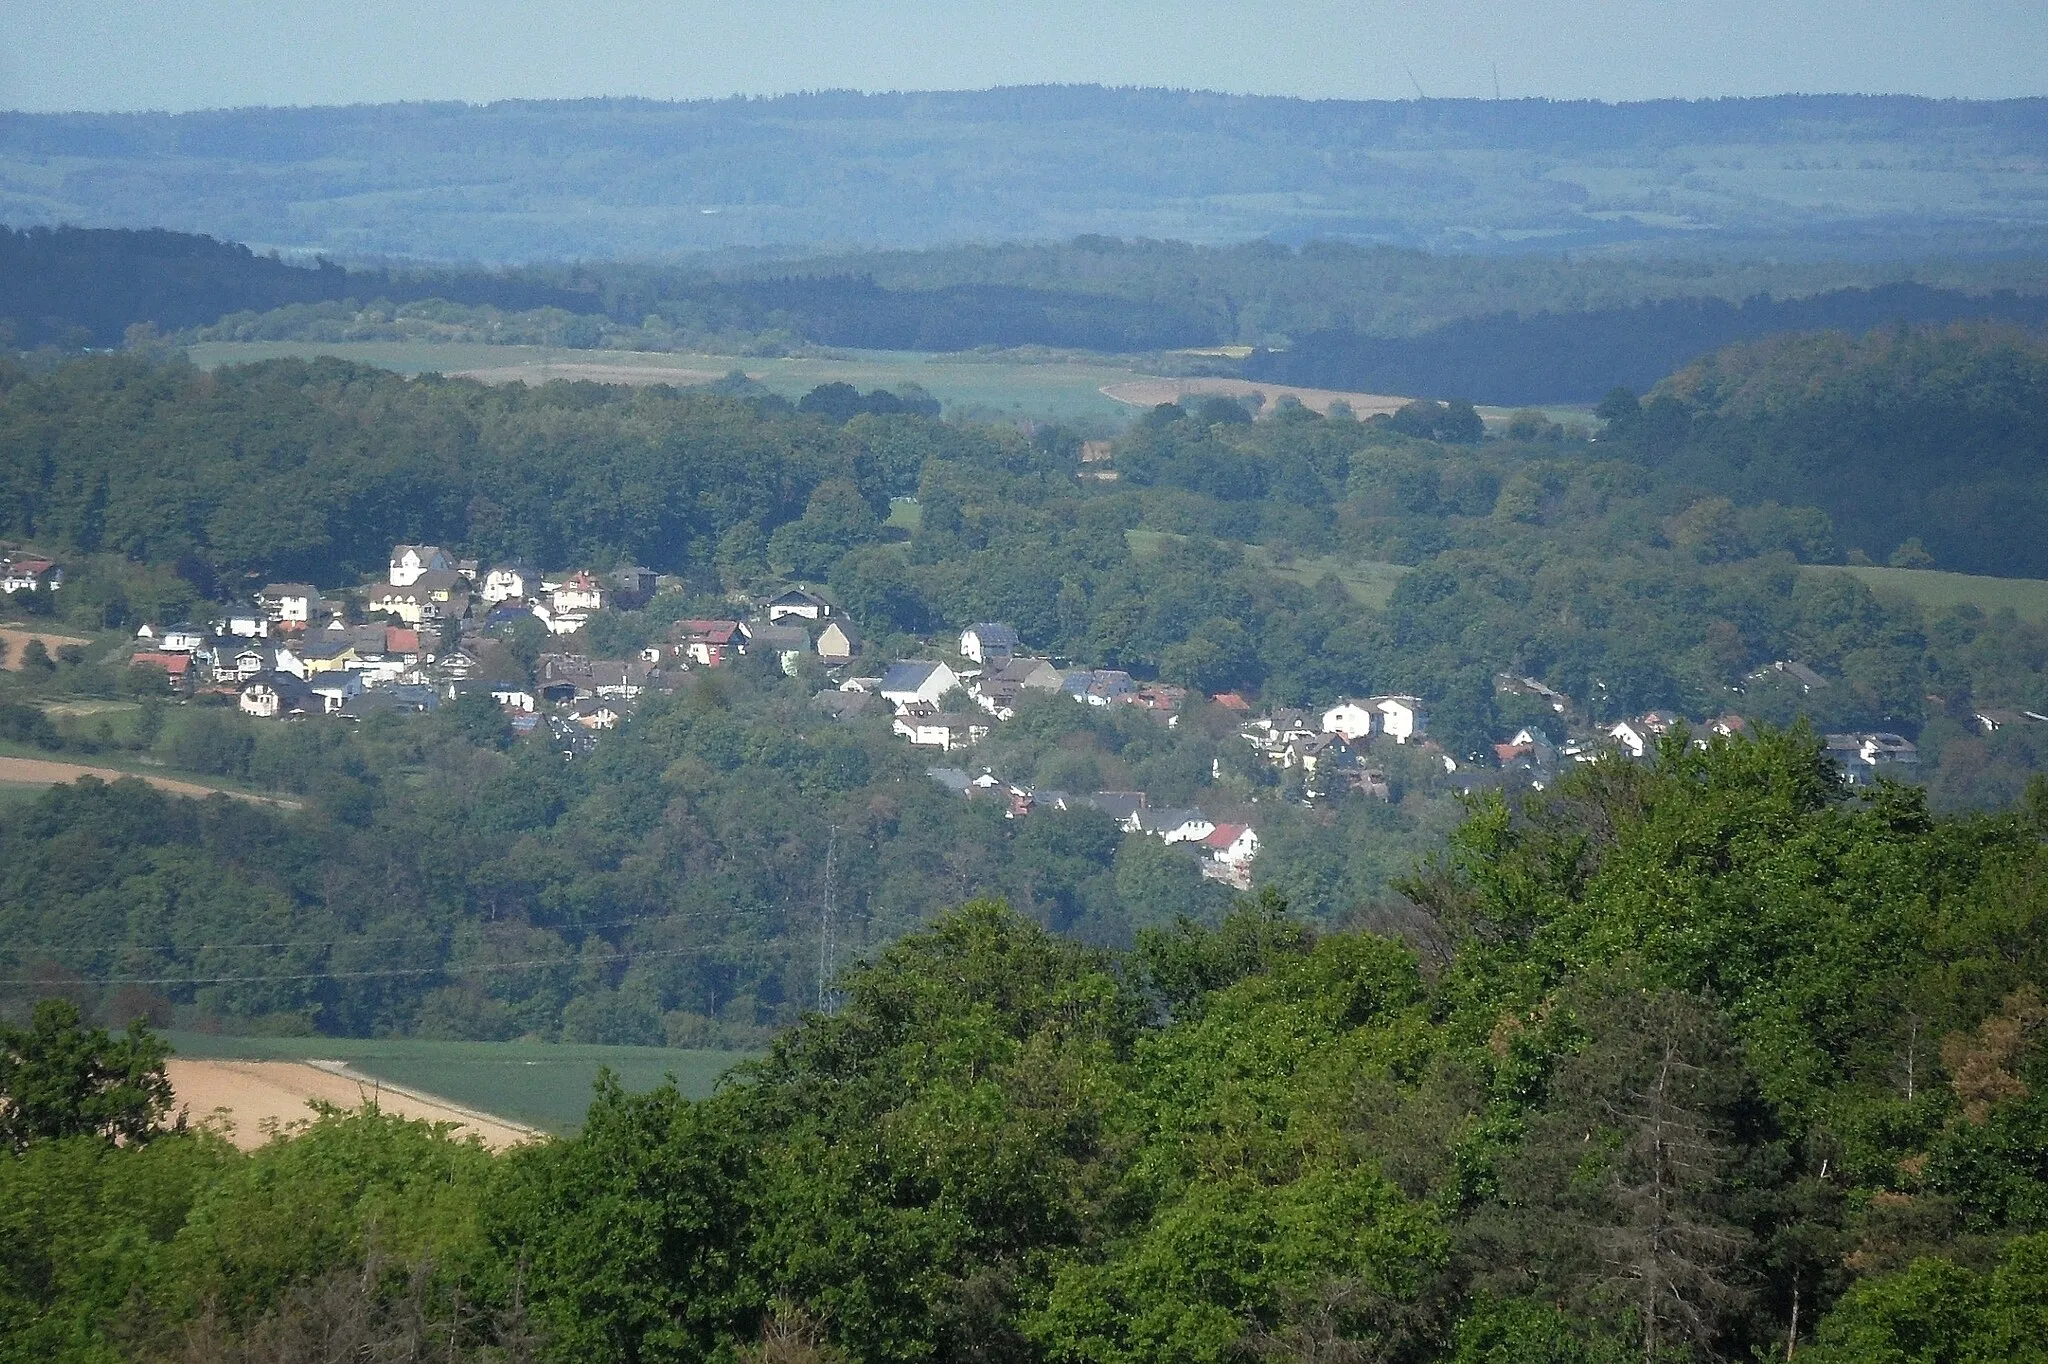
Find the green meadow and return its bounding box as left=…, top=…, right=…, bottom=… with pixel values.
left=1805, top=564, right=2048, bottom=624
left=182, top=341, right=1148, bottom=425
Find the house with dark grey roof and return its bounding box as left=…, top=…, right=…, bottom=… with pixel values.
left=959, top=623, right=1020, bottom=665
left=879, top=660, right=961, bottom=712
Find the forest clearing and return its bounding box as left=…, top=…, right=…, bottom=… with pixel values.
left=164, top=1057, right=538, bottom=1151
left=0, top=627, right=90, bottom=669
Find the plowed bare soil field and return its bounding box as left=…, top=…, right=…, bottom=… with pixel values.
left=165, top=1057, right=539, bottom=1151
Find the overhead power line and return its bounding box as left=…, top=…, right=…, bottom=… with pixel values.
left=0, top=942, right=737, bottom=990
left=3, top=903, right=796, bottom=958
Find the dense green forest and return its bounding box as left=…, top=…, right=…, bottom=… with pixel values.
left=8, top=90, right=2048, bottom=258
left=0, top=227, right=592, bottom=350
left=4, top=321, right=2048, bottom=1049
left=1248, top=282, right=2048, bottom=404
left=10, top=737, right=2048, bottom=1362
left=1607, top=322, right=2048, bottom=578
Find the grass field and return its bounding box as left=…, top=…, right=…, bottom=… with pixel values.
left=1804, top=564, right=2048, bottom=623
left=1126, top=530, right=1412, bottom=608
left=162, top=1033, right=757, bottom=1134
left=183, top=341, right=1153, bottom=426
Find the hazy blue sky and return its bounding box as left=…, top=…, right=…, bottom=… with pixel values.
left=4, top=0, right=2044, bottom=112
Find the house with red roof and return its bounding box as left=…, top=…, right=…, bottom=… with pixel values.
left=1202, top=823, right=1260, bottom=868
left=675, top=620, right=749, bottom=667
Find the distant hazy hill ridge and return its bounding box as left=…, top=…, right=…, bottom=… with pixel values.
left=0, top=225, right=597, bottom=348
left=5, top=89, right=2047, bottom=260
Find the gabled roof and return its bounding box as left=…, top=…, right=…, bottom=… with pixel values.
left=677, top=619, right=743, bottom=643
left=242, top=670, right=312, bottom=699
left=964, top=622, right=1019, bottom=645
left=1202, top=823, right=1249, bottom=849
left=1080, top=791, right=1148, bottom=821
left=1136, top=807, right=1208, bottom=834
left=880, top=660, right=945, bottom=692
left=748, top=621, right=812, bottom=650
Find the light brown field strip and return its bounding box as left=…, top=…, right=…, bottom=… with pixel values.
left=0, top=756, right=299, bottom=807
left=452, top=362, right=729, bottom=387
left=0, top=626, right=92, bottom=670
left=1099, top=376, right=1413, bottom=418
left=165, top=1058, right=539, bottom=1151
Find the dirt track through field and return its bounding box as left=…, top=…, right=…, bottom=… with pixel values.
left=1099, top=376, right=1413, bottom=417
left=0, top=756, right=299, bottom=807
left=165, top=1058, right=539, bottom=1151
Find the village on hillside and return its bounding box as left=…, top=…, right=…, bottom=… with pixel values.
left=20, top=542, right=1980, bottom=887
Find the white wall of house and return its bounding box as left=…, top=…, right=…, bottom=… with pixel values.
left=1215, top=828, right=1260, bottom=866
left=1375, top=697, right=1426, bottom=743
left=390, top=547, right=451, bottom=586
left=881, top=663, right=960, bottom=711
left=481, top=569, right=530, bottom=604
left=1321, top=702, right=1375, bottom=741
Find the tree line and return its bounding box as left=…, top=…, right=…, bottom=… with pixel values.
left=9, top=736, right=2048, bottom=1361
left=1246, top=282, right=2048, bottom=404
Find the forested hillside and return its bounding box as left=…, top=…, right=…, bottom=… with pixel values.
left=4, top=325, right=2048, bottom=1049
left=1247, top=282, right=2048, bottom=404
left=8, top=90, right=2048, bottom=258
left=13, top=221, right=2048, bottom=414
left=1606, top=321, right=2048, bottom=578
left=9, top=738, right=2048, bottom=1362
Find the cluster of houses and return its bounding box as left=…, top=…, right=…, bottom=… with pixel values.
left=94, top=539, right=2032, bottom=807
left=924, top=771, right=1261, bottom=888
left=1230, top=696, right=1427, bottom=800
left=810, top=627, right=1193, bottom=755
left=116, top=547, right=681, bottom=737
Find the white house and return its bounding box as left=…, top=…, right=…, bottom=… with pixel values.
left=223, top=645, right=272, bottom=682
left=1320, top=700, right=1376, bottom=742
left=767, top=588, right=833, bottom=623
left=308, top=671, right=364, bottom=714
left=1135, top=808, right=1216, bottom=844
left=551, top=571, right=606, bottom=615
left=0, top=557, right=60, bottom=594
left=480, top=565, right=535, bottom=604
left=389, top=545, right=454, bottom=586
left=239, top=674, right=312, bottom=719
left=879, top=660, right=961, bottom=712
left=1373, top=695, right=1428, bottom=744
left=1202, top=823, right=1260, bottom=867
left=488, top=683, right=537, bottom=712
left=1607, top=720, right=1653, bottom=759
left=257, top=584, right=322, bottom=626
left=891, top=712, right=990, bottom=751
left=959, top=623, right=1020, bottom=665
left=218, top=610, right=269, bottom=639
left=156, top=623, right=206, bottom=654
